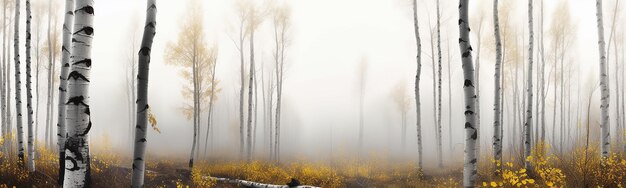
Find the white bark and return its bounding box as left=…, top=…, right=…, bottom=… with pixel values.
left=458, top=0, right=478, bottom=186
left=492, top=0, right=503, bottom=174
left=13, top=0, right=25, bottom=166
left=239, top=21, right=245, bottom=160
left=63, top=0, right=94, bottom=186
left=0, top=0, right=6, bottom=154
left=435, top=0, right=443, bottom=168
left=57, top=0, right=74, bottom=184
left=25, top=0, right=35, bottom=172
left=247, top=28, right=255, bottom=161
left=523, top=0, right=534, bottom=170
left=595, top=0, right=610, bottom=159
left=412, top=0, right=422, bottom=171
left=205, top=176, right=320, bottom=188
left=131, top=1, right=156, bottom=187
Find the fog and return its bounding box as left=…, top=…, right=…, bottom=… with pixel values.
left=5, top=0, right=621, bottom=168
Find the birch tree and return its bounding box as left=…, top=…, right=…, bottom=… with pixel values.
left=357, top=57, right=367, bottom=155
left=271, top=2, right=290, bottom=162
left=164, top=1, right=215, bottom=168
left=234, top=0, right=249, bottom=159
left=25, top=0, right=35, bottom=172
left=411, top=0, right=423, bottom=171
left=13, top=0, right=24, bottom=167
left=492, top=0, right=503, bottom=174
left=131, top=0, right=157, bottom=186
left=56, top=0, right=73, bottom=184
left=523, top=0, right=534, bottom=170
left=63, top=0, right=94, bottom=186
left=458, top=0, right=478, bottom=186
left=392, top=80, right=410, bottom=152
left=0, top=0, right=6, bottom=154
left=595, top=0, right=611, bottom=159
left=435, top=0, right=443, bottom=168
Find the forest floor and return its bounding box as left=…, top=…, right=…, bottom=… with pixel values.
left=2, top=140, right=626, bottom=187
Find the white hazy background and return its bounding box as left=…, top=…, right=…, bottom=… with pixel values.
left=4, top=0, right=619, bottom=164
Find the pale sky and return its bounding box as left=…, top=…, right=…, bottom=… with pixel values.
left=6, top=0, right=622, bottom=162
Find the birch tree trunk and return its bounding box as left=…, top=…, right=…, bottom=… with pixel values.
left=523, top=0, right=534, bottom=170
left=412, top=0, right=422, bottom=170
left=5, top=4, right=12, bottom=153
left=45, top=0, right=53, bottom=149
left=458, top=0, right=478, bottom=186
left=474, top=19, right=483, bottom=161
left=63, top=0, right=94, bottom=186
left=537, top=0, right=546, bottom=148
left=204, top=55, right=217, bottom=158
left=13, top=0, right=25, bottom=167
left=57, top=0, right=74, bottom=183
left=131, top=1, right=156, bottom=186
left=0, top=0, right=5, bottom=154
left=435, top=0, right=443, bottom=168
left=189, top=52, right=198, bottom=168
left=239, top=23, right=245, bottom=160
left=247, top=29, right=255, bottom=161
left=594, top=0, right=610, bottom=159
left=25, top=0, right=35, bottom=172
left=492, top=0, right=503, bottom=174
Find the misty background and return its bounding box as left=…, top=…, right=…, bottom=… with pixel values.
left=5, top=0, right=617, bottom=166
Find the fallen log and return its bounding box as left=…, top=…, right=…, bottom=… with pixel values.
left=203, top=176, right=321, bottom=188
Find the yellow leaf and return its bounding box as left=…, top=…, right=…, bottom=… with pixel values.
left=483, top=182, right=488, bottom=186
left=490, top=182, right=498, bottom=187
left=148, top=107, right=161, bottom=133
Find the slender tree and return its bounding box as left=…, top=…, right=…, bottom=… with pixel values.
left=271, top=2, right=290, bottom=162
left=13, top=0, right=24, bottom=167
left=130, top=0, right=157, bottom=186
left=164, top=0, right=214, bottom=168
left=595, top=0, right=610, bottom=159
left=25, top=0, right=35, bottom=172
left=56, top=0, right=73, bottom=184
left=492, top=0, right=503, bottom=174
left=435, top=0, right=443, bottom=168
left=63, top=0, right=94, bottom=186
left=523, top=0, right=534, bottom=170
left=411, top=0, right=423, bottom=171
left=203, top=48, right=219, bottom=158
left=246, top=4, right=257, bottom=161
left=458, top=0, right=478, bottom=186
left=234, top=0, right=249, bottom=159
left=0, top=0, right=6, bottom=154
left=358, top=57, right=367, bottom=155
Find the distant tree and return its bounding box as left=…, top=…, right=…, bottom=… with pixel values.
left=0, top=0, right=7, bottom=155
left=246, top=2, right=262, bottom=161
left=3, top=0, right=14, bottom=154
left=594, top=0, right=611, bottom=160
left=523, top=0, right=534, bottom=171
left=458, top=0, right=479, bottom=186
left=164, top=0, right=217, bottom=168
left=233, top=0, right=250, bottom=159
left=125, top=16, right=140, bottom=152
left=435, top=0, right=443, bottom=168
left=392, top=79, right=410, bottom=151
left=492, top=0, right=503, bottom=175
left=63, top=0, right=95, bottom=186
left=271, top=1, right=290, bottom=162
left=131, top=0, right=157, bottom=187
left=357, top=56, right=367, bottom=156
